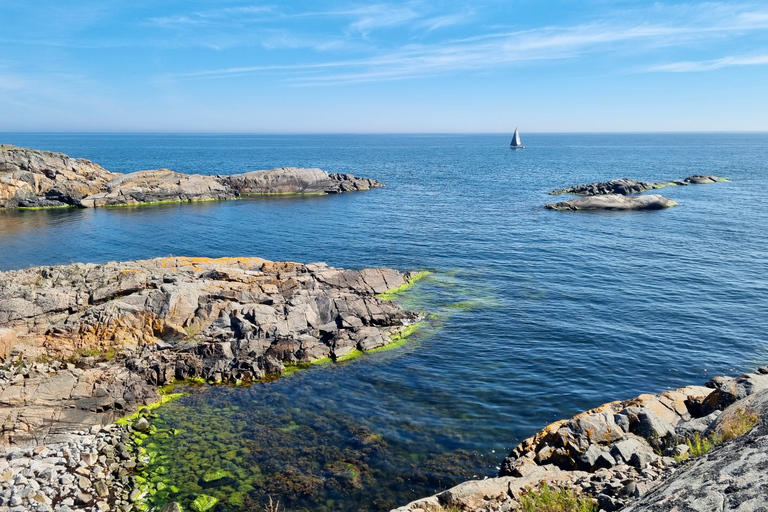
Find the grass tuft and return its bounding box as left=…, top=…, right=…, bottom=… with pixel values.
left=519, top=483, right=597, bottom=512
left=675, top=432, right=719, bottom=462
left=721, top=407, right=760, bottom=442
left=676, top=408, right=759, bottom=462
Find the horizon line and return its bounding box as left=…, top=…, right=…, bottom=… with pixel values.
left=2, top=130, right=768, bottom=136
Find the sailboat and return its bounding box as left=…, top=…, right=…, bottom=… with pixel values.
left=509, top=128, right=525, bottom=149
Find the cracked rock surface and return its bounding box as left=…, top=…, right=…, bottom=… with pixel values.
left=0, top=256, right=420, bottom=444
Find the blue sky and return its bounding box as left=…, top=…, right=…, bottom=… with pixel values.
left=1, top=0, right=767, bottom=132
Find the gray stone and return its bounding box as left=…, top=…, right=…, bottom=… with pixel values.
left=131, top=419, right=150, bottom=434
left=546, top=194, right=677, bottom=211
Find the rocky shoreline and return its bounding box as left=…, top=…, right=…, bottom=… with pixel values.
left=393, top=366, right=768, bottom=512
left=0, top=145, right=382, bottom=209
left=0, top=256, right=425, bottom=511
left=3, top=255, right=765, bottom=512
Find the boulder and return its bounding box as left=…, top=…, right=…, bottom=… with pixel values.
left=545, top=194, right=677, bottom=211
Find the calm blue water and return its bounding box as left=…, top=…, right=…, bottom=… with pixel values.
left=1, top=133, right=767, bottom=510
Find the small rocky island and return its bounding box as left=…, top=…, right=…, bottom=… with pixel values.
left=0, top=145, right=382, bottom=209
left=545, top=175, right=727, bottom=211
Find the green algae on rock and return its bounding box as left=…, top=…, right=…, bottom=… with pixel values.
left=376, top=271, right=432, bottom=301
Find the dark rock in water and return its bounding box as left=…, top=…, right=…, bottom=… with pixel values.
left=550, top=178, right=674, bottom=196
left=545, top=194, right=677, bottom=211
left=0, top=145, right=383, bottom=209
left=684, top=174, right=727, bottom=184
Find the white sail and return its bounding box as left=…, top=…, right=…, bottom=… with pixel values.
left=510, top=128, right=524, bottom=148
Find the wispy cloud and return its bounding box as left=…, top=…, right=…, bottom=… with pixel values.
left=649, top=53, right=768, bottom=72
left=148, top=5, right=275, bottom=26
left=159, top=2, right=768, bottom=85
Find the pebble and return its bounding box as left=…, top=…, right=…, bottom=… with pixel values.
left=0, top=422, right=139, bottom=512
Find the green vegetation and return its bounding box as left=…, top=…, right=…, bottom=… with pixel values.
left=376, top=271, right=432, bottom=301
left=519, top=483, right=597, bottom=512
left=675, top=432, right=719, bottom=462
left=183, top=324, right=201, bottom=339
left=18, top=205, right=74, bottom=210
left=336, top=349, right=363, bottom=362
left=115, top=392, right=185, bottom=426
left=721, top=407, right=760, bottom=442
left=676, top=408, right=759, bottom=462
left=191, top=494, right=219, bottom=512
left=67, top=347, right=118, bottom=364
left=365, top=322, right=428, bottom=354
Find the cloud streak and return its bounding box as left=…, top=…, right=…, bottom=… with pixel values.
left=649, top=53, right=768, bottom=72
left=169, top=1, right=768, bottom=86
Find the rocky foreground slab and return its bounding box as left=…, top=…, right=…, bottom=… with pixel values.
left=393, top=366, right=768, bottom=512
left=0, top=145, right=382, bottom=209
left=0, top=256, right=421, bottom=445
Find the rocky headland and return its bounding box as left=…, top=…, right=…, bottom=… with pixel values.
left=0, top=145, right=382, bottom=209
left=393, top=366, right=768, bottom=512
left=0, top=256, right=425, bottom=511
left=0, top=256, right=422, bottom=439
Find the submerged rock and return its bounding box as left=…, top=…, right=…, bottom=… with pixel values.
left=0, top=145, right=383, bottom=208
left=545, top=194, right=677, bottom=211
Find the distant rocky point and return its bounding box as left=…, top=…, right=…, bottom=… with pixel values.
left=0, top=145, right=382, bottom=209
left=545, top=194, right=678, bottom=211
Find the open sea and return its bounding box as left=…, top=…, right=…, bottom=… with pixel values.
left=1, top=133, right=767, bottom=511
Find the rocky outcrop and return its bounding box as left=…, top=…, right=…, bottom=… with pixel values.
left=545, top=194, right=677, bottom=211
left=0, top=256, right=421, bottom=442
left=623, top=388, right=768, bottom=511
left=550, top=178, right=678, bottom=196
left=0, top=145, right=383, bottom=208
left=393, top=365, right=768, bottom=512
left=684, top=174, right=727, bottom=184
left=550, top=175, right=728, bottom=196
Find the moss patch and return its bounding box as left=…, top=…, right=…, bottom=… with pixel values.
left=365, top=322, right=428, bottom=354
left=376, top=271, right=432, bottom=301
left=115, top=392, right=185, bottom=425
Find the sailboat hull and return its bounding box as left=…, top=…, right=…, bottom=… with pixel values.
left=509, top=145, right=525, bottom=149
